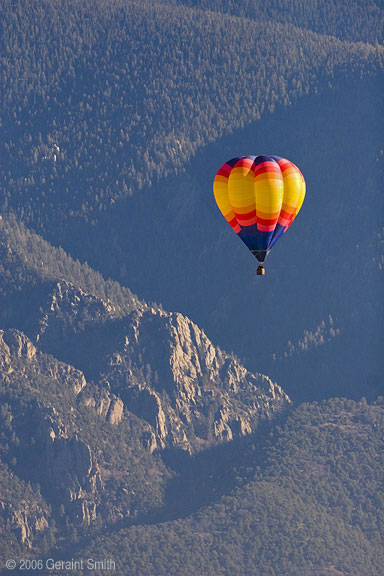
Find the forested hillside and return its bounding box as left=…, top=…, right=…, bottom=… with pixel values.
left=162, top=0, right=383, bottom=43
left=1, top=0, right=382, bottom=230
left=62, top=77, right=383, bottom=402
left=60, top=398, right=384, bottom=576
left=0, top=214, right=140, bottom=315
left=0, top=0, right=383, bottom=573
left=1, top=0, right=382, bottom=402
left=0, top=215, right=290, bottom=567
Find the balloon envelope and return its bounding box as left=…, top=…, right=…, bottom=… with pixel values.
left=213, top=155, right=305, bottom=263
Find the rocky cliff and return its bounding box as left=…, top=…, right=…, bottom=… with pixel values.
left=13, top=279, right=289, bottom=454
left=0, top=218, right=290, bottom=559
left=102, top=308, right=289, bottom=453
left=0, top=327, right=168, bottom=556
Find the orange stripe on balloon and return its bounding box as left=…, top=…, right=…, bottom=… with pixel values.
left=214, top=175, right=229, bottom=184
left=254, top=173, right=283, bottom=182
left=256, top=210, right=280, bottom=219
left=279, top=208, right=296, bottom=219
left=234, top=208, right=255, bottom=218
left=232, top=204, right=256, bottom=215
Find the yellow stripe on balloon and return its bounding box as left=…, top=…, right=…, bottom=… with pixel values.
left=228, top=164, right=255, bottom=210
left=213, top=179, right=236, bottom=221
left=255, top=178, right=283, bottom=216
left=291, top=179, right=306, bottom=222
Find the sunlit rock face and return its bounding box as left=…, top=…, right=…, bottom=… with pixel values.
left=8, top=279, right=290, bottom=455
left=102, top=309, right=290, bottom=453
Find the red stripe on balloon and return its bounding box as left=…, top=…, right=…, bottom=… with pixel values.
left=258, top=223, right=276, bottom=232
left=234, top=158, right=255, bottom=170
left=237, top=215, right=258, bottom=226
left=216, top=165, right=232, bottom=177
left=254, top=163, right=282, bottom=177
left=257, top=216, right=278, bottom=227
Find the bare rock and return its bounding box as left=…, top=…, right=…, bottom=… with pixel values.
left=0, top=482, right=49, bottom=549
left=35, top=281, right=121, bottom=343
left=0, top=328, right=86, bottom=396
left=2, top=329, right=36, bottom=360
left=140, top=429, right=157, bottom=453
left=103, top=309, right=290, bottom=453
left=107, top=397, right=124, bottom=425
left=78, top=387, right=124, bottom=425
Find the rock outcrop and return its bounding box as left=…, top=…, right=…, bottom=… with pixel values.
left=102, top=309, right=290, bottom=453
left=0, top=461, right=50, bottom=550
left=13, top=282, right=290, bottom=455
left=0, top=328, right=86, bottom=396
left=0, top=276, right=291, bottom=542
left=35, top=281, right=123, bottom=343
left=36, top=411, right=103, bottom=524
left=0, top=327, right=164, bottom=534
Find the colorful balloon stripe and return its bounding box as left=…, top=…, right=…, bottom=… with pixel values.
left=213, top=155, right=305, bottom=264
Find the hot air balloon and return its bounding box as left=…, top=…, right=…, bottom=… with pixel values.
left=213, top=155, right=305, bottom=275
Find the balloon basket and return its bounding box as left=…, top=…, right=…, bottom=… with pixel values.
left=256, top=265, right=265, bottom=276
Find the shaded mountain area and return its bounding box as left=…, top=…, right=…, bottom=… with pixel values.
left=162, top=0, right=383, bottom=43
left=0, top=216, right=289, bottom=455
left=0, top=217, right=382, bottom=576
left=56, top=76, right=384, bottom=403
left=0, top=215, right=289, bottom=565
left=0, top=1, right=382, bottom=406
left=57, top=398, right=384, bottom=576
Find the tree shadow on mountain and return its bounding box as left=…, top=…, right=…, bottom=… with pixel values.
left=156, top=416, right=284, bottom=522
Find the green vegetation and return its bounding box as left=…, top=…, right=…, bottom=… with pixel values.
left=0, top=0, right=382, bottom=232
left=76, top=398, right=384, bottom=576
left=163, top=0, right=383, bottom=43
left=0, top=214, right=140, bottom=315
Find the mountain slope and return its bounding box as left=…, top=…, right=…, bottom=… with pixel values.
left=67, top=398, right=384, bottom=576
left=0, top=327, right=169, bottom=561
left=0, top=216, right=289, bottom=454
left=0, top=215, right=290, bottom=564
left=161, top=0, right=383, bottom=43
left=0, top=1, right=382, bottom=571
left=58, top=76, right=383, bottom=402
left=1, top=0, right=382, bottom=230
left=1, top=0, right=382, bottom=406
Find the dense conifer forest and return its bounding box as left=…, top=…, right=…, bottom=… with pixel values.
left=1, top=0, right=382, bottom=230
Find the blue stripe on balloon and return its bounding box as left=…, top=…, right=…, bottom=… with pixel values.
left=268, top=223, right=286, bottom=249
left=239, top=225, right=273, bottom=252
